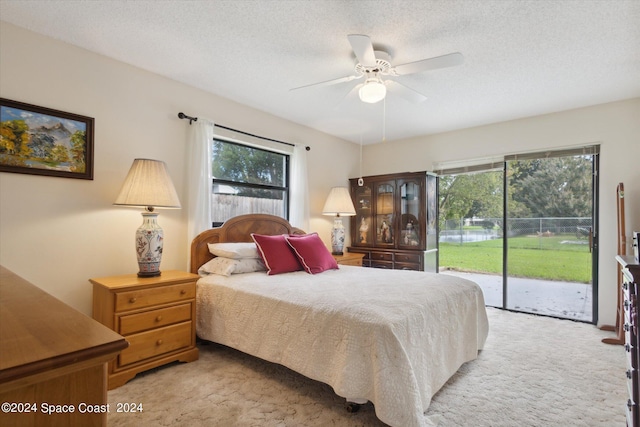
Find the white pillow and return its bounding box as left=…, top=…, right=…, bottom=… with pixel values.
left=207, top=242, right=260, bottom=259
left=199, top=257, right=265, bottom=276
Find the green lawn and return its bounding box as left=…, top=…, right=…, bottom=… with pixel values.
left=439, top=234, right=592, bottom=283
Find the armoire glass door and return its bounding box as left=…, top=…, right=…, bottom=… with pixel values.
left=375, top=182, right=395, bottom=247
left=353, top=184, right=372, bottom=246
left=398, top=179, right=422, bottom=250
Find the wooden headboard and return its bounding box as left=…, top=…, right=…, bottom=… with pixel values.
left=190, top=214, right=306, bottom=273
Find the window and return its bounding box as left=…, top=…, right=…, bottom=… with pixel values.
left=211, top=138, right=289, bottom=226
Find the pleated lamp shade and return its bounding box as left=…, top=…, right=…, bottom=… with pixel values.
left=114, top=159, right=181, bottom=209
left=322, top=187, right=356, bottom=217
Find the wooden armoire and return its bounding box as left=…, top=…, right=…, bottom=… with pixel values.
left=347, top=171, right=438, bottom=272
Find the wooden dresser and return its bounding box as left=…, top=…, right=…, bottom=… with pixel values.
left=0, top=266, right=128, bottom=427
left=90, top=270, right=199, bottom=389
left=617, top=255, right=640, bottom=427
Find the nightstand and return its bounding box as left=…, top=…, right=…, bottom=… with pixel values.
left=333, top=252, right=365, bottom=266
left=90, top=270, right=200, bottom=389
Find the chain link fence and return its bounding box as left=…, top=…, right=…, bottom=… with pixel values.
left=440, top=217, right=592, bottom=245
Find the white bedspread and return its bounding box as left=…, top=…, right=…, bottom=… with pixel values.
left=196, top=266, right=488, bottom=427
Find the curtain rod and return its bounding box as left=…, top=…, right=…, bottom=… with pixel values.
left=178, top=112, right=310, bottom=151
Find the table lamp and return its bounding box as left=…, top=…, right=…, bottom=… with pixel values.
left=114, top=159, right=181, bottom=277
left=322, top=187, right=356, bottom=255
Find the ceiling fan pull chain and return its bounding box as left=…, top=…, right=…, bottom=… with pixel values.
left=382, top=97, right=387, bottom=143
left=358, top=131, right=364, bottom=186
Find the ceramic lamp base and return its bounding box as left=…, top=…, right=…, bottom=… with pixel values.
left=136, top=212, right=163, bottom=277
left=331, top=216, right=345, bottom=255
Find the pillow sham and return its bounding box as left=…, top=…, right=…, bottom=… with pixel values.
left=251, top=233, right=303, bottom=275
left=199, top=256, right=266, bottom=277
left=207, top=242, right=260, bottom=259
left=285, top=232, right=338, bottom=274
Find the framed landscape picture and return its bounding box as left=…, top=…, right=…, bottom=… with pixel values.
left=0, top=98, right=94, bottom=180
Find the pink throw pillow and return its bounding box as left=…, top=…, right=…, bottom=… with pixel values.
left=285, top=233, right=338, bottom=274
left=251, top=233, right=303, bottom=275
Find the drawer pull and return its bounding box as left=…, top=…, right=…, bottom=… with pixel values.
left=156, top=339, right=163, bottom=346
left=627, top=369, right=633, bottom=379
left=180, top=289, right=187, bottom=295
left=129, top=297, right=137, bottom=304
left=155, top=315, right=163, bottom=322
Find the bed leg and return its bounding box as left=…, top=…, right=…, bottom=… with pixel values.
left=346, top=402, right=361, bottom=413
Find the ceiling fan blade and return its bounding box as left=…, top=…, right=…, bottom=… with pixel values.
left=393, top=52, right=464, bottom=76
left=386, top=80, right=428, bottom=103
left=290, top=74, right=361, bottom=91
left=347, top=34, right=377, bottom=67
left=333, top=83, right=363, bottom=112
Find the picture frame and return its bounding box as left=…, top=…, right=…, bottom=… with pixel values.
left=0, top=98, right=94, bottom=180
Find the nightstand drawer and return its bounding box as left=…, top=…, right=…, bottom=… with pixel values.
left=339, top=259, right=363, bottom=266
left=119, top=321, right=192, bottom=366
left=119, top=303, right=192, bottom=335
left=115, top=282, right=195, bottom=312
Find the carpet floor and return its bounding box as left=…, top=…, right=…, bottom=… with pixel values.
left=108, top=307, right=626, bottom=426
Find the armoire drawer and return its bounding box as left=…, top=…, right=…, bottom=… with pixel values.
left=371, top=260, right=393, bottom=269
left=370, top=252, right=393, bottom=261
left=394, top=262, right=421, bottom=271
left=395, top=253, right=421, bottom=264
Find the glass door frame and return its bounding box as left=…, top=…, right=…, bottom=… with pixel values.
left=437, top=145, right=600, bottom=324
left=501, top=149, right=599, bottom=324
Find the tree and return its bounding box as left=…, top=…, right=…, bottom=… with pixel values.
left=439, top=171, right=505, bottom=221
left=70, top=130, right=86, bottom=172
left=50, top=144, right=70, bottom=164
left=0, top=119, right=30, bottom=156
left=212, top=141, right=285, bottom=199
left=439, top=155, right=593, bottom=226
left=509, top=156, right=592, bottom=217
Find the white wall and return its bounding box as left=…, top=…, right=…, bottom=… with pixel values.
left=363, top=98, right=640, bottom=327
left=0, top=23, right=360, bottom=315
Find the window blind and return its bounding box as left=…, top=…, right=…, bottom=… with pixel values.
left=434, top=144, right=599, bottom=176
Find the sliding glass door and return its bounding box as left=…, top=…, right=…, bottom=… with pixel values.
left=504, top=153, right=598, bottom=322
left=438, top=168, right=504, bottom=308
left=438, top=146, right=599, bottom=323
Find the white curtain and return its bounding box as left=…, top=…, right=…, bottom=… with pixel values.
left=289, top=145, right=310, bottom=231
left=186, top=118, right=214, bottom=248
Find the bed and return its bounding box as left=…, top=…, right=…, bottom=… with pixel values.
left=191, top=214, right=489, bottom=427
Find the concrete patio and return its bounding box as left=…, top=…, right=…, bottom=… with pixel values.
left=441, top=270, right=593, bottom=322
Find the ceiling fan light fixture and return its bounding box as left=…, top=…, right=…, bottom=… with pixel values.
left=359, top=79, right=386, bottom=103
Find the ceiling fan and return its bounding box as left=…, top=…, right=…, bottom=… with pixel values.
left=291, top=34, right=464, bottom=104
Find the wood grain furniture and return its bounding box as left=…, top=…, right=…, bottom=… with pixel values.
left=0, top=266, right=127, bottom=427
left=617, top=255, right=640, bottom=426
left=348, top=172, right=438, bottom=271
left=602, top=182, right=626, bottom=344
left=333, top=252, right=365, bottom=266
left=90, top=270, right=199, bottom=390
left=190, top=214, right=488, bottom=427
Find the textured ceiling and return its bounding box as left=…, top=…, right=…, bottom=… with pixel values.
left=1, top=0, right=639, bottom=145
